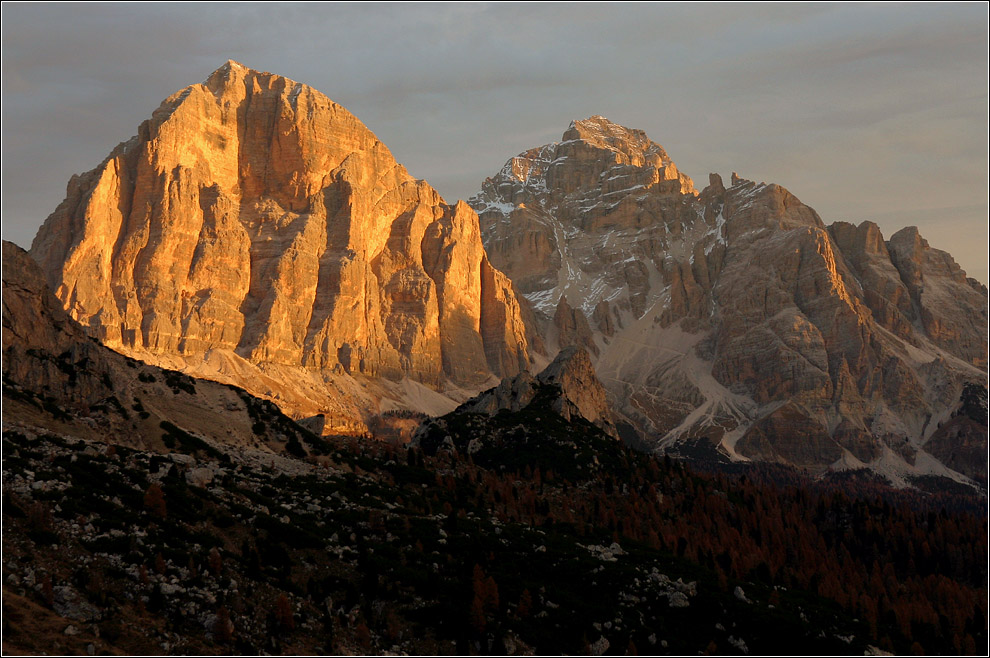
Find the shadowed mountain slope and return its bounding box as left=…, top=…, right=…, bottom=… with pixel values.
left=472, top=116, right=988, bottom=482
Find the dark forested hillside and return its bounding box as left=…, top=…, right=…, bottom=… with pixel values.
left=4, top=387, right=986, bottom=655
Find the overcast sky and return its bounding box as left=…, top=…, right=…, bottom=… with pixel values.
left=3, top=2, right=987, bottom=282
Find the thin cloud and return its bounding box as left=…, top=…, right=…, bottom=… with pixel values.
left=1, top=3, right=986, bottom=282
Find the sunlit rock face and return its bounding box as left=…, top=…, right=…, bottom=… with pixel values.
left=472, top=116, right=987, bottom=480
left=30, top=61, right=535, bottom=431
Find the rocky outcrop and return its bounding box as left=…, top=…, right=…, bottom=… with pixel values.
left=537, top=346, right=616, bottom=436
left=457, top=370, right=540, bottom=417
left=29, top=61, right=535, bottom=430
left=472, top=117, right=987, bottom=480
left=736, top=402, right=842, bottom=468
left=459, top=346, right=618, bottom=438
left=886, top=227, right=989, bottom=370
left=923, top=383, right=988, bottom=481
left=553, top=296, right=598, bottom=356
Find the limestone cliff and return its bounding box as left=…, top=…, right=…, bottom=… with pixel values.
left=471, top=117, right=988, bottom=482
left=30, top=61, right=535, bottom=431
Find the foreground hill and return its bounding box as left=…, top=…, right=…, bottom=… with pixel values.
left=472, top=116, right=988, bottom=482
left=3, top=240, right=321, bottom=461
left=29, top=61, right=538, bottom=435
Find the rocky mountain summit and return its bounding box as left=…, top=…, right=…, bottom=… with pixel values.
left=471, top=117, right=988, bottom=482
left=30, top=61, right=537, bottom=434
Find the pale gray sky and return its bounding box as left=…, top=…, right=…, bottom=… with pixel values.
left=3, top=2, right=987, bottom=282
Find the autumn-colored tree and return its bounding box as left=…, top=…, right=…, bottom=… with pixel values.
left=154, top=552, right=167, bottom=575
left=469, top=595, right=487, bottom=633
left=27, top=501, right=53, bottom=532
left=472, top=564, right=499, bottom=613
left=354, top=620, right=372, bottom=651
left=275, top=593, right=295, bottom=633
left=40, top=574, right=53, bottom=608
left=469, top=564, right=500, bottom=633
left=517, top=588, right=533, bottom=618
left=384, top=609, right=402, bottom=642
left=214, top=605, right=234, bottom=645
left=85, top=567, right=108, bottom=605
left=144, top=482, right=167, bottom=519
left=715, top=564, right=729, bottom=592
left=208, top=547, right=223, bottom=577
left=484, top=574, right=499, bottom=611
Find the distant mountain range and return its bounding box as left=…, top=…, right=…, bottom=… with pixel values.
left=23, top=62, right=989, bottom=486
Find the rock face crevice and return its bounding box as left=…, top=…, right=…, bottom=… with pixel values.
left=30, top=61, right=536, bottom=429
left=471, top=116, right=987, bottom=479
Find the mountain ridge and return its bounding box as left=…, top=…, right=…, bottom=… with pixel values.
left=471, top=115, right=987, bottom=483
left=21, top=61, right=988, bottom=484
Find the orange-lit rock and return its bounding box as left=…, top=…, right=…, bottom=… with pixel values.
left=30, top=61, right=535, bottom=430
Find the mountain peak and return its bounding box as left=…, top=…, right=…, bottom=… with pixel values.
left=205, top=58, right=251, bottom=84
left=473, top=108, right=987, bottom=479
left=568, top=114, right=624, bottom=134
left=563, top=115, right=669, bottom=163
left=29, top=63, right=536, bottom=433
left=201, top=58, right=307, bottom=97
left=470, top=115, right=696, bottom=235
left=214, top=58, right=248, bottom=73
left=568, top=114, right=639, bottom=137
